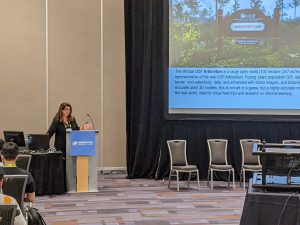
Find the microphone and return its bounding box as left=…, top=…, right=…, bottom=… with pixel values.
left=87, top=114, right=95, bottom=130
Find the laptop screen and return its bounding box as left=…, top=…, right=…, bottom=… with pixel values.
left=27, top=134, right=50, bottom=150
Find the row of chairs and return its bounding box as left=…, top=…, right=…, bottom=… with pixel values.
left=0, top=156, right=32, bottom=225
left=167, top=139, right=300, bottom=191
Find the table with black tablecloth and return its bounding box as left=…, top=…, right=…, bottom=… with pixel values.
left=27, top=152, right=65, bottom=196
left=240, top=180, right=300, bottom=225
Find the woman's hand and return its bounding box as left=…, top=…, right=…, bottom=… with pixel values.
left=81, top=123, right=93, bottom=130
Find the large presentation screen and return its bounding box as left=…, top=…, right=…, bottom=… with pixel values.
left=168, top=0, right=300, bottom=116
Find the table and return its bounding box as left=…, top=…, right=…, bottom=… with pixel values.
left=27, top=152, right=65, bottom=196
left=240, top=180, right=300, bottom=225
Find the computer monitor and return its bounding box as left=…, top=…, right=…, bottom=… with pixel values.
left=27, top=134, right=50, bottom=150
left=3, top=131, right=26, bottom=147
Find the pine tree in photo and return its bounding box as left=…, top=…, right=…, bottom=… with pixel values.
left=232, top=0, right=240, bottom=12
left=250, top=0, right=263, bottom=11
left=185, top=0, right=202, bottom=20
left=289, top=0, right=300, bottom=20
left=217, top=0, right=230, bottom=10
left=275, top=0, right=284, bottom=19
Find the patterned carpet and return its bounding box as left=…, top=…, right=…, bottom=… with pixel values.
left=34, top=173, right=246, bottom=225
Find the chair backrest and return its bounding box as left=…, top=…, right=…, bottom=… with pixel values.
left=167, top=140, right=187, bottom=169
left=240, top=139, right=261, bottom=165
left=16, top=155, right=32, bottom=172
left=2, top=175, right=27, bottom=216
left=207, top=139, right=228, bottom=165
left=0, top=205, right=17, bottom=225
left=282, top=140, right=300, bottom=145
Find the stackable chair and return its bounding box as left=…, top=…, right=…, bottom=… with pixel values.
left=240, top=139, right=262, bottom=189
left=167, top=140, right=200, bottom=192
left=16, top=155, right=32, bottom=172
left=207, top=139, right=235, bottom=189
left=2, top=175, right=28, bottom=217
left=0, top=205, right=17, bottom=225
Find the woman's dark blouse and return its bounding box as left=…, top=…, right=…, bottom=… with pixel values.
left=47, top=119, right=80, bottom=153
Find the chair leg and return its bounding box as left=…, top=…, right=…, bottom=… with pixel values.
left=176, top=171, right=180, bottom=192
left=240, top=169, right=243, bottom=187
left=232, top=169, right=236, bottom=189
left=168, top=172, right=171, bottom=189
left=210, top=169, right=214, bottom=189
left=243, top=169, right=246, bottom=189
left=187, top=172, right=191, bottom=188
left=228, top=170, right=230, bottom=187
left=207, top=170, right=210, bottom=187
left=196, top=170, right=200, bottom=191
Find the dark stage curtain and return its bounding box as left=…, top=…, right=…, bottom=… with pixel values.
left=124, top=0, right=300, bottom=179
left=125, top=0, right=165, bottom=178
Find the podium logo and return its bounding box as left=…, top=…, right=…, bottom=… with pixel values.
left=72, top=140, right=93, bottom=146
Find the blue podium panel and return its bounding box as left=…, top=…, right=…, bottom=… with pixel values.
left=70, top=131, right=96, bottom=156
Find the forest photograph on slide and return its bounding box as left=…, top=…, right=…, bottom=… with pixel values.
left=169, top=0, right=300, bottom=68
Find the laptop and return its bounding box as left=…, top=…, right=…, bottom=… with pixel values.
left=27, top=134, right=50, bottom=150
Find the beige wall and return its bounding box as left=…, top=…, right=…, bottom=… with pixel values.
left=102, top=0, right=126, bottom=167
left=0, top=0, right=126, bottom=168
left=0, top=0, right=46, bottom=134
left=48, top=0, right=102, bottom=135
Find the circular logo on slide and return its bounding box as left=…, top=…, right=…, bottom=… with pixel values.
left=240, top=13, right=246, bottom=19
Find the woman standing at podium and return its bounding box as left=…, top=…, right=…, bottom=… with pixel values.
left=47, top=102, right=91, bottom=192
left=47, top=102, right=92, bottom=156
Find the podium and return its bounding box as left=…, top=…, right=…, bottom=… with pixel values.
left=66, top=130, right=99, bottom=193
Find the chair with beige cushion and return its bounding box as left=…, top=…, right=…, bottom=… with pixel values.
left=167, top=140, right=200, bottom=192
left=207, top=139, right=235, bottom=189
left=240, top=139, right=261, bottom=189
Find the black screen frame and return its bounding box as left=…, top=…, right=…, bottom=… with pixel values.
left=3, top=131, right=26, bottom=147
left=27, top=134, right=50, bottom=150
left=163, top=0, right=300, bottom=122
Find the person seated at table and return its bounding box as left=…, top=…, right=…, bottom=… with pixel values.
left=0, top=166, right=26, bottom=225
left=1, top=142, right=36, bottom=202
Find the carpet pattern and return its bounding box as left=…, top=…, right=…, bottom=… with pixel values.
left=34, top=173, right=246, bottom=225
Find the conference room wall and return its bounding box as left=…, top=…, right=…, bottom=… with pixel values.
left=0, top=0, right=47, bottom=137
left=102, top=0, right=126, bottom=168
left=0, top=0, right=126, bottom=168
left=48, top=0, right=103, bottom=164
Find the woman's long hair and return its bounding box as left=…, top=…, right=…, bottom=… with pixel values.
left=54, top=102, right=74, bottom=122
